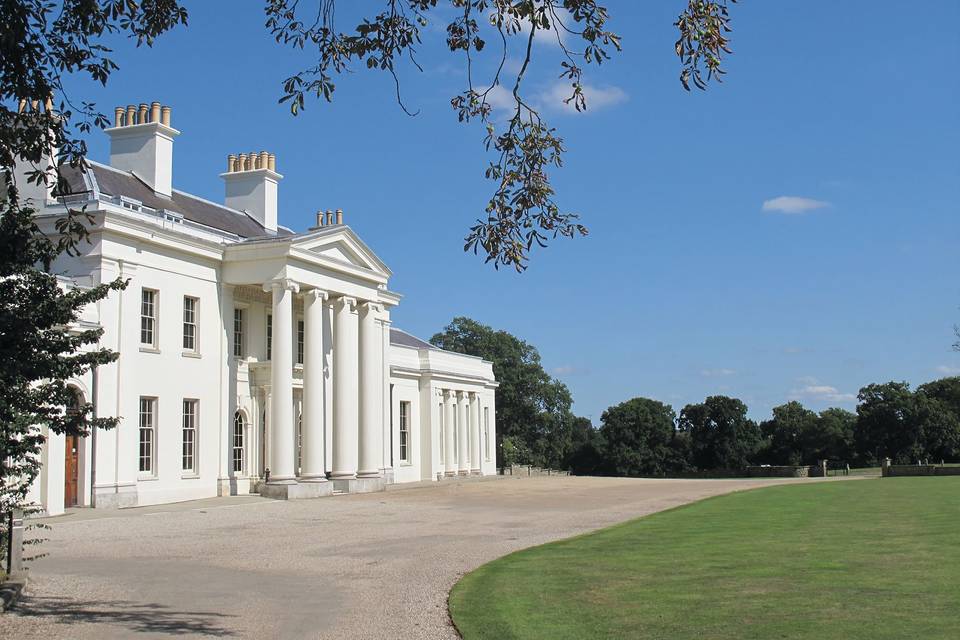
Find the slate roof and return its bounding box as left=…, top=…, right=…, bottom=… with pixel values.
left=390, top=328, right=436, bottom=350
left=64, top=162, right=289, bottom=239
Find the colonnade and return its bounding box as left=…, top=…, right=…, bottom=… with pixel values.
left=262, top=278, right=383, bottom=485
left=440, top=389, right=483, bottom=476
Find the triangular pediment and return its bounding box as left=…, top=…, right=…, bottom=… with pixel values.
left=291, top=226, right=392, bottom=278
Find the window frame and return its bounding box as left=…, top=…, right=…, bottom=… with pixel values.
left=233, top=307, right=245, bottom=358
left=232, top=411, right=245, bottom=474
left=399, top=401, right=411, bottom=464
left=181, top=399, right=198, bottom=475
left=266, top=312, right=273, bottom=360
left=138, top=396, right=157, bottom=476
left=182, top=295, right=199, bottom=353
left=140, top=288, right=158, bottom=349
left=296, top=317, right=305, bottom=365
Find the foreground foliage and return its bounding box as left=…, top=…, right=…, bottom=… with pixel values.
left=450, top=478, right=960, bottom=640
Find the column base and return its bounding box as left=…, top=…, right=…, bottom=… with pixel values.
left=458, top=469, right=470, bottom=476
left=444, top=470, right=457, bottom=478
left=332, top=477, right=385, bottom=494
left=260, top=480, right=333, bottom=500
left=356, top=470, right=382, bottom=479
left=298, top=474, right=329, bottom=483
left=470, top=469, right=482, bottom=475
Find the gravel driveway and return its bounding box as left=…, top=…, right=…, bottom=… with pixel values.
left=0, top=475, right=838, bottom=639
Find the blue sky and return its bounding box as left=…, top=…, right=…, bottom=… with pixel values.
left=67, top=1, right=959, bottom=422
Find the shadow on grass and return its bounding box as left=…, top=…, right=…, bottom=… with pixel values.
left=11, top=594, right=238, bottom=636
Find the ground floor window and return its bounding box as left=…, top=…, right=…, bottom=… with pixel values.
left=399, top=401, right=410, bottom=463
left=182, top=399, right=198, bottom=473
left=233, top=411, right=245, bottom=474
left=139, top=397, right=156, bottom=474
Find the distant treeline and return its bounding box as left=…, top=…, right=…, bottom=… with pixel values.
left=431, top=317, right=960, bottom=476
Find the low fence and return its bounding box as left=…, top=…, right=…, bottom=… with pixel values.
left=499, top=465, right=570, bottom=477
left=882, top=460, right=960, bottom=477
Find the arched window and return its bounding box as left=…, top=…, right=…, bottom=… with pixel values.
left=232, top=411, right=245, bottom=474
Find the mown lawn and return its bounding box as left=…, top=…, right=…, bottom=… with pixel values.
left=449, top=478, right=960, bottom=640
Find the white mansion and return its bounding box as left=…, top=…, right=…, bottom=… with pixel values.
left=18, top=101, right=498, bottom=515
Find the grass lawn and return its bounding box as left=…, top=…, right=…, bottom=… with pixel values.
left=449, top=478, right=960, bottom=640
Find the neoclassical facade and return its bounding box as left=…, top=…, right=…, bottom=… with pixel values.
left=16, top=101, right=497, bottom=515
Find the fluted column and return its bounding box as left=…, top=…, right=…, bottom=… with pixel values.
left=263, top=279, right=298, bottom=482
left=300, top=288, right=327, bottom=481
left=470, top=392, right=481, bottom=474
left=457, top=391, right=470, bottom=475
left=358, top=301, right=382, bottom=478
left=331, top=296, right=359, bottom=479
left=443, top=390, right=456, bottom=477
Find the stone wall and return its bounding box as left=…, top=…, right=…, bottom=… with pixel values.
left=746, top=465, right=816, bottom=478
left=500, top=465, right=570, bottom=477
left=882, top=464, right=960, bottom=477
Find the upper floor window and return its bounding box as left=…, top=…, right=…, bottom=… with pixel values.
left=297, top=319, right=305, bottom=365
left=266, top=313, right=273, bottom=360
left=140, top=289, right=157, bottom=347
left=139, top=397, right=156, bottom=474
left=182, top=296, right=198, bottom=352
left=182, top=399, right=198, bottom=473
left=233, top=308, right=244, bottom=358
left=399, top=401, right=411, bottom=463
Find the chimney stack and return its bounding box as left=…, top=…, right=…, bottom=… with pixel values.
left=221, top=151, right=282, bottom=233
left=106, top=101, right=179, bottom=197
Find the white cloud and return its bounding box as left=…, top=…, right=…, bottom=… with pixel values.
left=481, top=81, right=628, bottom=118
left=552, top=364, right=588, bottom=376
left=935, top=365, right=960, bottom=375
left=762, top=196, right=831, bottom=215
left=789, top=384, right=855, bottom=403
left=537, top=82, right=628, bottom=115
left=481, top=84, right=517, bottom=113
left=700, top=368, right=736, bottom=378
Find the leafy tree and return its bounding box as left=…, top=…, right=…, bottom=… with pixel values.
left=760, top=401, right=818, bottom=465
left=678, top=395, right=760, bottom=470
left=598, top=397, right=678, bottom=476
left=805, top=408, right=856, bottom=464
left=4, top=1, right=740, bottom=273
left=917, top=376, right=960, bottom=418
left=430, top=316, right=574, bottom=468
left=565, top=416, right=605, bottom=475
left=0, top=201, right=124, bottom=516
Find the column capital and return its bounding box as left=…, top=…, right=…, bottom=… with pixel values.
left=333, top=295, right=358, bottom=313
left=456, top=390, right=468, bottom=401
left=359, top=300, right=382, bottom=314
left=302, top=288, right=328, bottom=303
left=444, top=389, right=457, bottom=400
left=262, top=278, right=300, bottom=294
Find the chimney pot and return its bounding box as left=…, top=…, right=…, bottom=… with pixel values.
left=238, top=153, right=248, bottom=171
left=259, top=151, right=269, bottom=171
left=138, top=103, right=148, bottom=124
left=30, top=99, right=39, bottom=112
left=316, top=210, right=324, bottom=227
left=114, top=106, right=124, bottom=127
left=325, top=209, right=334, bottom=225
left=126, top=105, right=136, bottom=126
left=160, top=105, right=171, bottom=127
left=267, top=153, right=276, bottom=171
left=336, top=208, right=343, bottom=225
left=44, top=97, right=53, bottom=112
left=150, top=101, right=161, bottom=123
left=227, top=154, right=236, bottom=172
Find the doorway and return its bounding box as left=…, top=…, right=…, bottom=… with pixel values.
left=64, top=435, right=79, bottom=508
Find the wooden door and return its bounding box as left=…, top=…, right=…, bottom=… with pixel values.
left=64, top=435, right=79, bottom=508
